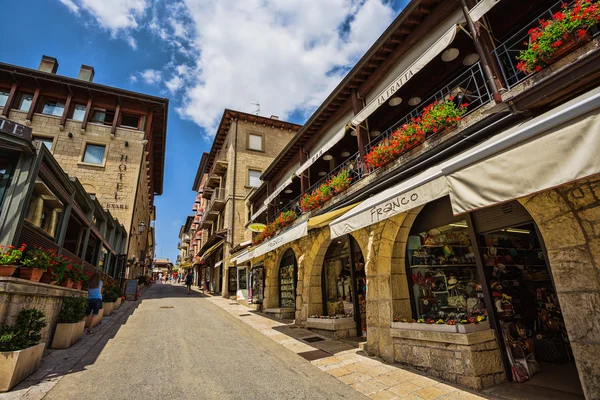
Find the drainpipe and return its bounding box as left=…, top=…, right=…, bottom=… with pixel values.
left=460, top=0, right=502, bottom=104
left=228, top=117, right=239, bottom=296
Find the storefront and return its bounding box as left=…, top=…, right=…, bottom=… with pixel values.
left=248, top=264, right=264, bottom=308
left=278, top=249, right=297, bottom=309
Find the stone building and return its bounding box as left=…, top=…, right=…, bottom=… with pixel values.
left=192, top=110, right=300, bottom=299
left=0, top=56, right=168, bottom=277
left=242, top=0, right=600, bottom=398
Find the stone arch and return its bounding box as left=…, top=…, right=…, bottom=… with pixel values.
left=262, top=241, right=303, bottom=310
left=81, top=182, right=97, bottom=195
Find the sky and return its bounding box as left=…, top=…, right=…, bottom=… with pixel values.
left=0, top=0, right=407, bottom=263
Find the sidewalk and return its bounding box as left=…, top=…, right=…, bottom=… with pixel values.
left=199, top=290, right=487, bottom=400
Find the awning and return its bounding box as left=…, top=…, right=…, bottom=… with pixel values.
left=250, top=203, right=268, bottom=221
left=264, top=176, right=294, bottom=207
left=295, top=126, right=347, bottom=177
left=330, top=170, right=449, bottom=239
left=469, top=0, right=501, bottom=22
left=230, top=245, right=251, bottom=265
left=237, top=249, right=254, bottom=264
left=308, top=203, right=360, bottom=230
left=351, top=24, right=459, bottom=127
left=251, top=221, right=308, bottom=259
left=200, top=240, right=224, bottom=261
left=214, top=260, right=223, bottom=269
left=444, top=86, right=600, bottom=215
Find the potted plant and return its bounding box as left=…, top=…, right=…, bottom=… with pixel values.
left=70, top=264, right=84, bottom=290
left=81, top=271, right=91, bottom=291
left=0, top=244, right=26, bottom=277
left=51, top=296, right=87, bottom=349
left=517, top=1, right=600, bottom=74
left=102, top=285, right=120, bottom=316
left=40, top=252, right=66, bottom=285
left=0, top=309, right=47, bottom=392
left=19, top=247, right=51, bottom=282
left=59, top=260, right=75, bottom=289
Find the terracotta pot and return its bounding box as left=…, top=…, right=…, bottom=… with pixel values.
left=0, top=266, right=17, bottom=277
left=60, top=279, right=73, bottom=288
left=19, top=268, right=44, bottom=283
left=81, top=282, right=89, bottom=291
left=542, top=31, right=591, bottom=65
left=40, top=272, right=58, bottom=285
left=73, top=281, right=82, bottom=290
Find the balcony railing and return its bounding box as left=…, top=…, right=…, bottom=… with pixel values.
left=208, top=188, right=226, bottom=210
left=208, top=149, right=228, bottom=177
left=366, top=62, right=491, bottom=156
left=492, top=0, right=600, bottom=90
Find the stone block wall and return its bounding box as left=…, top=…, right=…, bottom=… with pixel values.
left=0, top=278, right=87, bottom=346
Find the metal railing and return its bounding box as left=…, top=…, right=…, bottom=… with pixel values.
left=492, top=0, right=600, bottom=90
left=208, top=149, right=228, bottom=177
left=366, top=62, right=491, bottom=158
left=270, top=193, right=303, bottom=222
left=208, top=188, right=226, bottom=210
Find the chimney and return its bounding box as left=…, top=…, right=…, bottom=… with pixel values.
left=270, top=115, right=279, bottom=120
left=38, top=55, right=59, bottom=74
left=78, top=65, right=95, bottom=82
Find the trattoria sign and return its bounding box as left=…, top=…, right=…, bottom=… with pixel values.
left=0, top=119, right=32, bottom=141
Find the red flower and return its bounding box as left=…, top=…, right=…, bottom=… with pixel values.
left=535, top=65, right=542, bottom=72
left=552, top=40, right=563, bottom=48
left=553, top=11, right=566, bottom=21
left=577, top=29, right=588, bottom=38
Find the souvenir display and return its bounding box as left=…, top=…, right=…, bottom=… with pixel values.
left=279, top=264, right=295, bottom=307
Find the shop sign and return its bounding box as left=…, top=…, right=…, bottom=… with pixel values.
left=0, top=119, right=32, bottom=141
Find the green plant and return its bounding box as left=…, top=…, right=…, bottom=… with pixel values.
left=0, top=244, right=27, bottom=266
left=58, top=297, right=87, bottom=323
left=0, top=309, right=47, bottom=352
left=300, top=169, right=352, bottom=212
left=20, top=247, right=52, bottom=271
left=252, top=211, right=298, bottom=245
left=103, top=283, right=122, bottom=302
left=517, top=1, right=600, bottom=74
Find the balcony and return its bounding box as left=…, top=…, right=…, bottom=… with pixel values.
left=206, top=149, right=228, bottom=189
left=207, top=188, right=227, bottom=213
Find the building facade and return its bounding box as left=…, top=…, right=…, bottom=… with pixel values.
left=0, top=56, right=167, bottom=278
left=191, top=110, right=300, bottom=299
left=242, top=0, right=600, bottom=397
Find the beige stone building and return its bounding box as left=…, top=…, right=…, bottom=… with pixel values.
left=241, top=0, right=600, bottom=397
left=192, top=110, right=300, bottom=298
left=0, top=56, right=167, bottom=277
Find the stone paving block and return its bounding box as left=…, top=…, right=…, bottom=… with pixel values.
left=352, top=379, right=388, bottom=396
left=339, top=372, right=372, bottom=385
left=388, top=381, right=423, bottom=396
left=326, top=366, right=353, bottom=378
left=370, top=389, right=400, bottom=400
left=413, top=384, right=456, bottom=400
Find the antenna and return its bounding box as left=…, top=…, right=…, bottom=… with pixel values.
left=251, top=101, right=260, bottom=115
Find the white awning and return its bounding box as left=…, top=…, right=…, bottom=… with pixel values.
left=469, top=0, right=501, bottom=22
left=214, top=261, right=223, bottom=269
left=296, top=126, right=347, bottom=177
left=237, top=249, right=254, bottom=264
left=251, top=221, right=308, bottom=259
left=351, top=24, right=459, bottom=127
left=250, top=204, right=267, bottom=222
left=444, top=86, right=600, bottom=215
left=330, top=170, right=449, bottom=239
left=264, top=176, right=293, bottom=206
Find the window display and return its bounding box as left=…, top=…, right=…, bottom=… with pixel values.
left=228, top=267, right=237, bottom=293
left=407, top=220, right=485, bottom=321
left=280, top=264, right=295, bottom=307
left=250, top=266, right=264, bottom=304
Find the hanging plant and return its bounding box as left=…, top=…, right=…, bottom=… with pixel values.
left=517, top=1, right=600, bottom=74
left=252, top=211, right=298, bottom=246
left=300, top=169, right=352, bottom=213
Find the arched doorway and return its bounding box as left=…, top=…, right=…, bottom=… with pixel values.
left=279, top=249, right=297, bottom=308
left=321, top=235, right=366, bottom=337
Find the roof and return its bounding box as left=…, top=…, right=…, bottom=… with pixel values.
left=203, top=109, right=302, bottom=176
left=193, top=152, right=210, bottom=191
left=261, top=0, right=449, bottom=182
left=154, top=259, right=173, bottom=266
left=0, top=61, right=169, bottom=195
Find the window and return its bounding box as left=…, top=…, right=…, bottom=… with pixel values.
left=25, top=179, right=64, bottom=238
left=0, top=91, right=9, bottom=107
left=71, top=104, right=87, bottom=121
left=90, top=109, right=115, bottom=125
left=41, top=100, right=65, bottom=117
left=120, top=114, right=141, bottom=129
left=248, top=169, right=261, bottom=187
left=0, top=152, right=19, bottom=214
left=82, top=144, right=106, bottom=165
left=248, top=133, right=263, bottom=151
left=17, top=94, right=33, bottom=112
left=33, top=136, right=54, bottom=151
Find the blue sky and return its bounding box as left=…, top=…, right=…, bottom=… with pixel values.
left=0, top=0, right=406, bottom=263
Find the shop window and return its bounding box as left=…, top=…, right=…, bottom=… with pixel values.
left=228, top=267, right=237, bottom=293
left=17, top=94, right=33, bottom=112
left=120, top=114, right=141, bottom=129
left=41, top=100, right=65, bottom=117
left=248, top=169, right=261, bottom=187
left=63, top=216, right=84, bottom=256
left=32, top=136, right=54, bottom=151
left=0, top=91, right=9, bottom=107
left=406, top=219, right=483, bottom=320
left=279, top=249, right=297, bottom=308
left=0, top=152, right=18, bottom=213
left=250, top=266, right=264, bottom=304
left=90, top=108, right=115, bottom=126
left=25, top=179, right=64, bottom=238
left=247, top=133, right=264, bottom=152
left=237, top=267, right=247, bottom=290
left=82, top=143, right=106, bottom=165
left=71, top=104, right=87, bottom=121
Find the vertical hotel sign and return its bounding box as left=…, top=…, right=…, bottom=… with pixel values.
left=0, top=119, right=32, bottom=141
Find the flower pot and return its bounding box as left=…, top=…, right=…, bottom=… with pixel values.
left=40, top=272, right=58, bottom=285
left=542, top=31, right=591, bottom=66
left=73, top=281, right=82, bottom=291
left=103, top=301, right=115, bottom=317
left=0, top=343, right=45, bottom=392
left=81, top=282, right=89, bottom=291
left=19, top=268, right=43, bottom=283
left=115, top=298, right=122, bottom=309
left=0, top=266, right=17, bottom=277
left=84, top=308, right=104, bottom=328
left=60, top=279, right=73, bottom=289
left=51, top=320, right=85, bottom=349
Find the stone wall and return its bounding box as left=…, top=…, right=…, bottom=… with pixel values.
left=0, top=278, right=87, bottom=346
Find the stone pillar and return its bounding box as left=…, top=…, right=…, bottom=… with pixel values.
left=47, top=208, right=59, bottom=237
left=30, top=197, right=44, bottom=227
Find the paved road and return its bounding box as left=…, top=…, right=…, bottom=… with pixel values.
left=44, top=284, right=367, bottom=400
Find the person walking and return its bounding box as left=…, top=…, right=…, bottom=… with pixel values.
left=185, top=272, right=194, bottom=295
left=86, top=272, right=103, bottom=333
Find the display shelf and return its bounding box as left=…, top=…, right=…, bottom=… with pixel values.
left=411, top=264, right=477, bottom=268
left=421, top=245, right=470, bottom=248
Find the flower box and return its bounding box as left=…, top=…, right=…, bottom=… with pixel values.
left=73, top=281, right=82, bottom=291
left=0, top=343, right=45, bottom=392
left=457, top=321, right=490, bottom=334
left=0, top=266, right=17, bottom=277
left=19, top=268, right=43, bottom=283
left=103, top=301, right=115, bottom=317
left=60, top=278, right=73, bottom=289
left=391, top=321, right=458, bottom=333
left=84, top=308, right=103, bottom=329
left=51, top=320, right=85, bottom=349
left=114, top=297, right=122, bottom=310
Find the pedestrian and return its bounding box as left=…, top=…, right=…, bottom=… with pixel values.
left=86, top=272, right=103, bottom=333
left=185, top=272, right=194, bottom=295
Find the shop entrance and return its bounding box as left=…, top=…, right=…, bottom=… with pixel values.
left=321, top=235, right=366, bottom=337
left=471, top=203, right=584, bottom=397
left=279, top=249, right=297, bottom=308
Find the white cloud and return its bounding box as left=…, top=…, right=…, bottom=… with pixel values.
left=59, top=0, right=79, bottom=13
left=139, top=69, right=163, bottom=85
left=165, top=75, right=183, bottom=93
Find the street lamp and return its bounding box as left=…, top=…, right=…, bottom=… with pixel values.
left=131, top=221, right=146, bottom=236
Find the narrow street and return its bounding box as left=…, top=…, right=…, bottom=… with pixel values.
left=41, top=284, right=367, bottom=400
